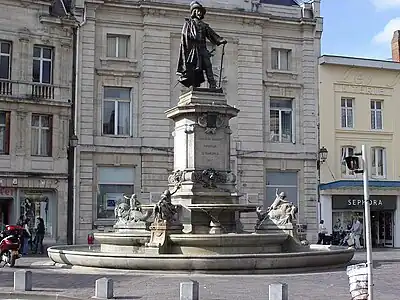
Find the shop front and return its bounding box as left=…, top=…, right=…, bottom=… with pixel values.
left=331, top=195, right=397, bottom=248
left=18, top=189, right=58, bottom=240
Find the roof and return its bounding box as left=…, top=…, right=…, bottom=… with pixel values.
left=261, top=0, right=302, bottom=6
left=319, top=55, right=400, bottom=71
left=319, top=180, right=400, bottom=191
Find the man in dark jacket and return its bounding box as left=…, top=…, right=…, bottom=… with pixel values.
left=176, top=1, right=227, bottom=89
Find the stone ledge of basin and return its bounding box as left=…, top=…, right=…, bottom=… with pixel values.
left=183, top=203, right=258, bottom=212
left=0, top=291, right=81, bottom=300
left=48, top=245, right=354, bottom=258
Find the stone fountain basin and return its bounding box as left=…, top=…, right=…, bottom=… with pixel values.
left=168, top=233, right=288, bottom=254
left=94, top=231, right=150, bottom=246
left=47, top=244, right=355, bottom=273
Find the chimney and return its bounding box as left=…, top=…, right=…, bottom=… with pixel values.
left=392, top=30, right=400, bottom=62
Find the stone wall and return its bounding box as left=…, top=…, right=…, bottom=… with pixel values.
left=0, top=0, right=74, bottom=241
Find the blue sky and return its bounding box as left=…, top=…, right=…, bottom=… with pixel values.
left=321, top=0, right=400, bottom=60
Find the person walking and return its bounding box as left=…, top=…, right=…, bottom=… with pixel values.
left=22, top=218, right=31, bottom=255
left=351, top=217, right=363, bottom=249
left=33, top=217, right=45, bottom=254
left=317, top=220, right=327, bottom=245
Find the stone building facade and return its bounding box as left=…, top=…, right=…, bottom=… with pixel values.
left=72, top=0, right=322, bottom=243
left=0, top=0, right=75, bottom=242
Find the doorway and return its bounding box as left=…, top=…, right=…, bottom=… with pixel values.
left=0, top=199, right=12, bottom=230
left=371, top=211, right=394, bottom=248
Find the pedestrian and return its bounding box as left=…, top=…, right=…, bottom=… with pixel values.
left=317, top=220, right=327, bottom=244
left=351, top=217, right=363, bottom=249
left=22, top=218, right=31, bottom=255
left=33, top=217, right=45, bottom=254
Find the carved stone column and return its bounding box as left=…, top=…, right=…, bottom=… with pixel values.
left=165, top=89, right=240, bottom=234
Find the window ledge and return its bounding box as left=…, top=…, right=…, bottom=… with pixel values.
left=31, top=156, right=53, bottom=161
left=266, top=69, right=298, bottom=79
left=99, top=57, right=138, bottom=64
left=96, top=68, right=141, bottom=78
left=371, top=176, right=386, bottom=180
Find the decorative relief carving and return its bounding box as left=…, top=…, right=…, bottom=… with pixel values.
left=167, top=169, right=236, bottom=189
left=197, top=113, right=225, bottom=134
left=168, top=170, right=185, bottom=187
left=192, top=168, right=236, bottom=189
left=341, top=67, right=373, bottom=86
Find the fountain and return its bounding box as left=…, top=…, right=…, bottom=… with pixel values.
left=47, top=2, right=354, bottom=272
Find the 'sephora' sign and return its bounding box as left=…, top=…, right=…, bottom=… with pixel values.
left=332, top=195, right=396, bottom=210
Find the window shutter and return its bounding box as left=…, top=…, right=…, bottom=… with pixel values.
left=4, top=112, right=10, bottom=154
left=48, top=115, right=53, bottom=157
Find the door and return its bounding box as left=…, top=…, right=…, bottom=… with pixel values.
left=383, top=211, right=394, bottom=247
left=0, top=200, right=11, bottom=229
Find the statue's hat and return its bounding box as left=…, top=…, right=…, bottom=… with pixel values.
left=190, top=1, right=206, bottom=14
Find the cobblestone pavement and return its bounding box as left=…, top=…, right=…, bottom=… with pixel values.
left=0, top=249, right=399, bottom=299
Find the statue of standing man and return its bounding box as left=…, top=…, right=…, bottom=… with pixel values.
left=176, top=1, right=227, bottom=89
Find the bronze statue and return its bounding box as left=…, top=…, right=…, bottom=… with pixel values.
left=176, top=1, right=227, bottom=89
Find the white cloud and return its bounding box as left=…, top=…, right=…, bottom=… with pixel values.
left=371, top=0, right=400, bottom=10
left=373, top=18, right=400, bottom=44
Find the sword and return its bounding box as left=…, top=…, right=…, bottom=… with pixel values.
left=218, top=43, right=226, bottom=88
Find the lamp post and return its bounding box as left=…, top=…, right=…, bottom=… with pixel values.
left=67, top=134, right=78, bottom=245
left=344, top=146, right=373, bottom=300
left=317, top=146, right=328, bottom=222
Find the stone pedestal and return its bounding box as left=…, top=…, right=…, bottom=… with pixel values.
left=145, top=219, right=184, bottom=254
left=256, top=218, right=297, bottom=237
left=165, top=88, right=240, bottom=234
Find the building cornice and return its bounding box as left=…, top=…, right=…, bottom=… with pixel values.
left=319, top=55, right=400, bottom=71
left=97, top=0, right=317, bottom=27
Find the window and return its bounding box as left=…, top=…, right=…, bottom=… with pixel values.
left=0, top=41, right=11, bottom=80
left=31, top=114, right=52, bottom=156
left=341, top=146, right=355, bottom=176
left=265, top=171, right=298, bottom=208
left=370, top=100, right=383, bottom=130
left=341, top=97, right=354, bottom=128
left=97, top=167, right=135, bottom=219
left=20, top=191, right=56, bottom=238
left=106, top=35, right=128, bottom=58
left=271, top=48, right=291, bottom=71
left=33, top=46, right=53, bottom=84
left=371, top=147, right=385, bottom=177
left=103, top=87, right=131, bottom=136
left=269, top=98, right=293, bottom=143
left=0, top=111, right=10, bottom=155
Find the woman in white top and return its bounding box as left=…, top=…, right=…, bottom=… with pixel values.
left=317, top=220, right=327, bottom=245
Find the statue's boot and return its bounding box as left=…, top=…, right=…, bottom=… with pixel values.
left=205, top=68, right=217, bottom=89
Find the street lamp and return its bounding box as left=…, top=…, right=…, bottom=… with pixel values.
left=67, top=133, right=78, bottom=245
left=69, top=134, right=78, bottom=149
left=317, top=146, right=328, bottom=224
left=317, top=146, right=328, bottom=169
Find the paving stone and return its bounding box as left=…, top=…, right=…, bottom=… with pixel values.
left=0, top=250, right=399, bottom=300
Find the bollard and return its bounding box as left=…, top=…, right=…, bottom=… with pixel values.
left=14, top=270, right=32, bottom=292
left=180, top=280, right=199, bottom=300
left=95, top=277, right=113, bottom=299
left=269, top=283, right=288, bottom=300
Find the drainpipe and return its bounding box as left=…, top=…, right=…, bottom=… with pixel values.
left=69, top=4, right=87, bottom=245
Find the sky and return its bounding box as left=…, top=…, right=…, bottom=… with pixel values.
left=321, top=0, right=400, bottom=60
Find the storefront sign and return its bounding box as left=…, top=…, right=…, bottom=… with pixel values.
left=332, top=195, right=397, bottom=210
left=0, top=187, right=14, bottom=197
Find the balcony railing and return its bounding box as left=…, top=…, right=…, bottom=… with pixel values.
left=0, top=79, right=70, bottom=102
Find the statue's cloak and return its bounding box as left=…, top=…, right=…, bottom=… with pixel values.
left=176, top=18, right=222, bottom=88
